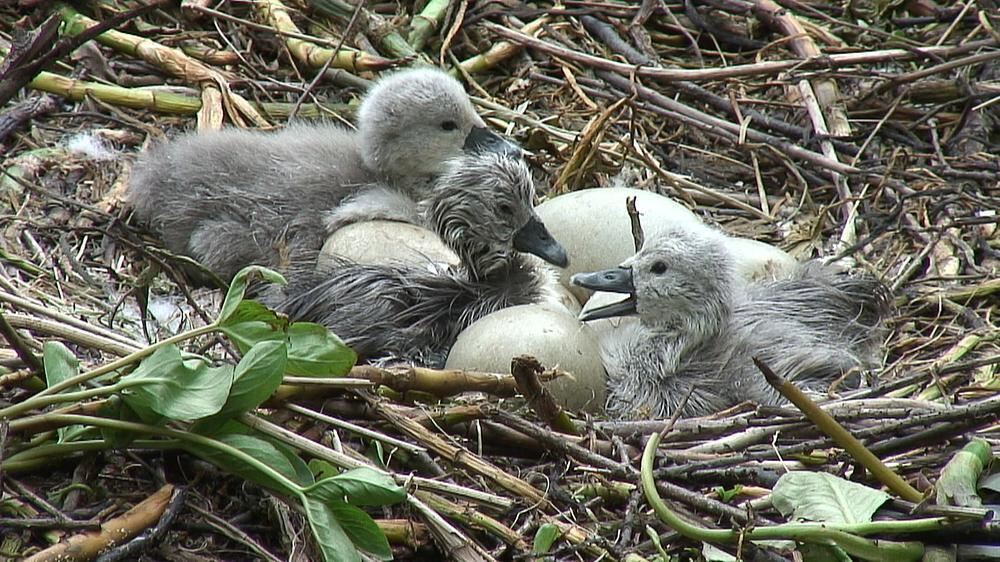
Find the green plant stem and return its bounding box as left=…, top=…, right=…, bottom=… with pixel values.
left=33, top=324, right=218, bottom=398
left=11, top=414, right=302, bottom=493
left=3, top=439, right=180, bottom=473
left=408, top=0, right=450, bottom=51
left=640, top=432, right=932, bottom=561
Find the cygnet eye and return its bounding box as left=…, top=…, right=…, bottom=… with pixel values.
left=498, top=203, right=514, bottom=216
left=650, top=261, right=667, bottom=275
left=440, top=120, right=459, bottom=131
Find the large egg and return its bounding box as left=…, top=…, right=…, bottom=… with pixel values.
left=536, top=188, right=711, bottom=302
left=319, top=220, right=459, bottom=269
left=536, top=188, right=797, bottom=301
left=445, top=303, right=606, bottom=412
left=725, top=237, right=798, bottom=283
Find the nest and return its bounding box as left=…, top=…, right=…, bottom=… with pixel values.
left=1, top=1, right=998, bottom=561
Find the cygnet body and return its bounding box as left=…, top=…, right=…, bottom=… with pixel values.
left=264, top=152, right=568, bottom=367
left=128, top=67, right=516, bottom=281
left=572, top=228, right=891, bottom=419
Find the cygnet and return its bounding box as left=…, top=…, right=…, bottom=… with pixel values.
left=263, top=152, right=568, bottom=367
left=572, top=227, right=891, bottom=419
left=535, top=187, right=796, bottom=303
left=128, top=67, right=517, bottom=281
left=445, top=302, right=606, bottom=412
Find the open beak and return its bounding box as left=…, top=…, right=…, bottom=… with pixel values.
left=463, top=126, right=522, bottom=158
left=571, top=268, right=637, bottom=321
left=513, top=216, right=569, bottom=267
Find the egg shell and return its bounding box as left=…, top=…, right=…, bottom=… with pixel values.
left=536, top=188, right=710, bottom=302
left=446, top=303, right=606, bottom=412
left=537, top=187, right=798, bottom=301
left=319, top=220, right=459, bottom=268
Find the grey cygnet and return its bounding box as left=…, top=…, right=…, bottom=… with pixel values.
left=127, top=67, right=517, bottom=282
left=572, top=228, right=891, bottom=419
left=263, top=152, right=568, bottom=367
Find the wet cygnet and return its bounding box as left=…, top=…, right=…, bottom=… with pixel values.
left=128, top=67, right=516, bottom=281
left=264, top=152, right=568, bottom=367
left=572, top=228, right=891, bottom=419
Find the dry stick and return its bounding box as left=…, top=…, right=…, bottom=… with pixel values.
left=0, top=311, right=43, bottom=373
left=283, top=403, right=426, bottom=454
left=599, top=72, right=858, bottom=178
left=288, top=0, right=365, bottom=120
left=756, top=0, right=860, bottom=257
left=625, top=196, right=644, bottom=252
left=370, top=400, right=555, bottom=510
left=754, top=357, right=923, bottom=502
left=23, top=484, right=174, bottom=562
left=57, top=4, right=268, bottom=128
left=672, top=390, right=1000, bottom=478
left=239, top=413, right=513, bottom=510
left=3, top=313, right=139, bottom=357
left=457, top=16, right=548, bottom=75
left=484, top=22, right=997, bottom=81
left=508, top=355, right=577, bottom=435
left=487, top=406, right=629, bottom=478
left=578, top=15, right=862, bottom=158
left=407, top=494, right=497, bottom=562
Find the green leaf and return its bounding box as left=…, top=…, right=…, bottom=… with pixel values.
left=303, top=495, right=362, bottom=562
left=99, top=397, right=149, bottom=446
left=702, top=542, right=738, bottom=562
left=936, top=438, right=991, bottom=507
left=119, top=345, right=233, bottom=421
left=286, top=322, right=356, bottom=376
left=44, top=342, right=85, bottom=443
left=43, top=341, right=79, bottom=389
left=772, top=472, right=889, bottom=524
left=328, top=500, right=392, bottom=561
left=184, top=432, right=311, bottom=495
left=193, top=341, right=287, bottom=434
left=306, top=467, right=405, bottom=507
left=309, top=459, right=341, bottom=480
left=532, top=523, right=560, bottom=554
left=219, top=266, right=286, bottom=325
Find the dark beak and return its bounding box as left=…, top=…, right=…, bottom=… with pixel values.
left=513, top=216, right=569, bottom=267
left=571, top=268, right=638, bottom=321
left=463, top=126, right=522, bottom=157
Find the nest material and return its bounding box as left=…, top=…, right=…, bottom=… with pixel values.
left=1, top=0, right=999, bottom=560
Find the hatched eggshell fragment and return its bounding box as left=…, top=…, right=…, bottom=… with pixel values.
left=446, top=303, right=606, bottom=412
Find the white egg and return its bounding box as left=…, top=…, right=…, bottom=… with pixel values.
left=536, top=188, right=710, bottom=302
left=544, top=280, right=582, bottom=315
left=724, top=237, right=798, bottom=283
left=319, top=220, right=459, bottom=269
left=446, top=303, right=606, bottom=412
left=536, top=187, right=797, bottom=301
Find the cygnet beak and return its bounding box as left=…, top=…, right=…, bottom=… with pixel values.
left=513, top=216, right=569, bottom=267
left=463, top=126, right=522, bottom=158
left=571, top=268, right=638, bottom=321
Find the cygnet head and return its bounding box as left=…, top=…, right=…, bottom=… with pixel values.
left=425, top=152, right=568, bottom=279
left=358, top=67, right=519, bottom=179
left=572, top=229, right=733, bottom=338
